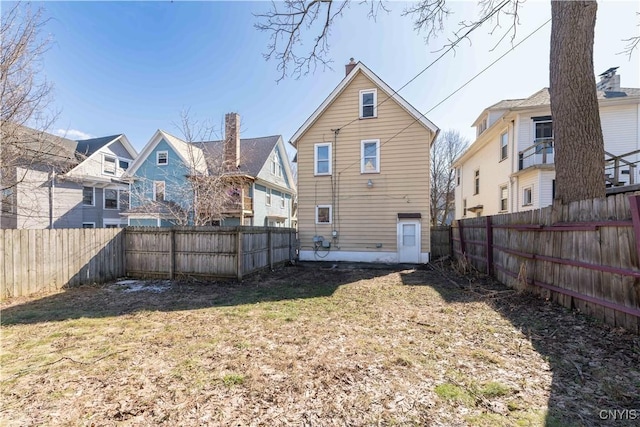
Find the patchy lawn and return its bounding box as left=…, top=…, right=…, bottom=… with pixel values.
left=1, top=263, right=639, bottom=426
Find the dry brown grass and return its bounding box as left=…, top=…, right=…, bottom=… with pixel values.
left=1, top=263, right=638, bottom=426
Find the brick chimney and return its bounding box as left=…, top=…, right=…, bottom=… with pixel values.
left=596, top=67, right=621, bottom=92
left=224, top=112, right=240, bottom=169
left=345, top=58, right=356, bottom=77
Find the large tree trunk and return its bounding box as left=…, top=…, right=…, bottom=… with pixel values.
left=550, top=0, right=605, bottom=204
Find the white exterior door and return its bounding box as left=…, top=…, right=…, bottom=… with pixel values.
left=397, top=220, right=421, bottom=263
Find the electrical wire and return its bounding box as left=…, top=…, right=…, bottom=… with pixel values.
left=336, top=18, right=552, bottom=175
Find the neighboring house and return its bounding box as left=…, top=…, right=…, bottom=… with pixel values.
left=123, top=113, right=296, bottom=227
left=452, top=68, right=640, bottom=219
left=290, top=59, right=439, bottom=263
left=1, top=124, right=137, bottom=229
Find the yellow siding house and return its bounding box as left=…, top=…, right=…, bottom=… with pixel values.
left=290, top=60, right=439, bottom=263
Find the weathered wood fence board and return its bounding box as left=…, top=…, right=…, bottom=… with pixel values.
left=0, top=228, right=124, bottom=299
left=1, top=226, right=296, bottom=300
left=452, top=192, right=640, bottom=333
left=430, top=226, right=451, bottom=259
left=125, top=226, right=296, bottom=281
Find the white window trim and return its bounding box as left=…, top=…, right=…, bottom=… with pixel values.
left=83, top=186, right=95, bottom=207
left=271, top=153, right=282, bottom=177
left=499, top=184, right=508, bottom=212
left=119, top=159, right=130, bottom=171
left=82, top=222, right=95, bottom=229
left=315, top=205, right=332, bottom=224
left=156, top=150, right=169, bottom=166
left=523, top=186, right=533, bottom=206
left=103, top=188, right=120, bottom=210
left=280, top=194, right=285, bottom=209
left=265, top=188, right=272, bottom=206
left=361, top=139, right=380, bottom=174
left=103, top=218, right=126, bottom=228
left=103, top=155, right=117, bottom=175
left=153, top=180, right=166, bottom=202
left=499, top=131, right=508, bottom=161
left=359, top=89, right=377, bottom=119
left=474, top=169, right=480, bottom=195
left=314, top=143, right=332, bottom=176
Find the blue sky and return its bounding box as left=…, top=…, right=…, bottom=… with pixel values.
left=15, top=1, right=640, bottom=155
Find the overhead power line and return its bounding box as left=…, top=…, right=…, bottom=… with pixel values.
left=337, top=18, right=552, bottom=174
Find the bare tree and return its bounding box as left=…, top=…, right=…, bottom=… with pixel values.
left=127, top=112, right=255, bottom=226
left=431, top=130, right=468, bottom=226
left=1, top=1, right=60, bottom=221
left=255, top=0, right=637, bottom=204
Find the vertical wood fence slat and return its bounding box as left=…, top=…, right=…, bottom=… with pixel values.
left=0, top=228, right=124, bottom=300
left=452, top=192, right=640, bottom=333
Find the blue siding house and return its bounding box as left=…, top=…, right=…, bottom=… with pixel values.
left=123, top=113, right=296, bottom=227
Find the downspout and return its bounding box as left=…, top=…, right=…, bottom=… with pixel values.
left=331, top=128, right=340, bottom=225
left=49, top=170, right=55, bottom=228
left=511, top=119, right=517, bottom=213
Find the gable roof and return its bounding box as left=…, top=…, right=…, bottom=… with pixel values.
left=288, top=61, right=439, bottom=146
left=199, top=135, right=281, bottom=177
left=75, top=135, right=121, bottom=157
left=125, top=129, right=208, bottom=177
left=74, top=134, right=138, bottom=160
left=2, top=123, right=79, bottom=171
left=472, top=86, right=640, bottom=125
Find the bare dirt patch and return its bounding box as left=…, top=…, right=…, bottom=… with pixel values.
left=1, top=263, right=638, bottom=426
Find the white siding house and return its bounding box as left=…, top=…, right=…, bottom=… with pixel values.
left=453, top=69, right=640, bottom=219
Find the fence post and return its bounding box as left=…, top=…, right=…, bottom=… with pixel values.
left=486, top=216, right=493, bottom=276
left=169, top=228, right=175, bottom=280
left=268, top=229, right=273, bottom=270
left=628, top=195, right=640, bottom=264
left=236, top=228, right=243, bottom=281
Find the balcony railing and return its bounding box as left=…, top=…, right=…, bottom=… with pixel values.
left=605, top=149, right=640, bottom=188
left=518, top=138, right=554, bottom=170
left=518, top=141, right=640, bottom=189
left=225, top=195, right=253, bottom=213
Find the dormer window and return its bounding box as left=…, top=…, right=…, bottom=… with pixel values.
left=360, top=89, right=377, bottom=118
left=477, top=117, right=488, bottom=136
left=103, top=155, right=116, bottom=175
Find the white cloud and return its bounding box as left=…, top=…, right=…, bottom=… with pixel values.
left=54, top=128, right=94, bottom=140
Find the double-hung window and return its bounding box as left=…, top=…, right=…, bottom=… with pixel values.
left=104, top=189, right=119, bottom=209
left=314, top=143, right=332, bottom=175
left=271, top=153, right=282, bottom=177
left=361, top=139, right=380, bottom=173
left=474, top=170, right=480, bottom=195
left=499, top=185, right=508, bottom=212
left=523, top=186, right=533, bottom=206
left=83, top=186, right=95, bottom=206
left=360, top=89, right=377, bottom=118
left=500, top=132, right=508, bottom=161
left=157, top=151, right=168, bottom=165
left=280, top=195, right=285, bottom=209
left=154, top=181, right=165, bottom=202
left=103, top=155, right=116, bottom=175
left=265, top=188, right=272, bottom=206
left=1, top=188, right=14, bottom=213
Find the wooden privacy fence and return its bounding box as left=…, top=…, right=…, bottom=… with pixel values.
left=0, top=228, right=125, bottom=299
left=452, top=193, right=640, bottom=333
left=430, top=226, right=452, bottom=259
left=125, top=226, right=296, bottom=280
